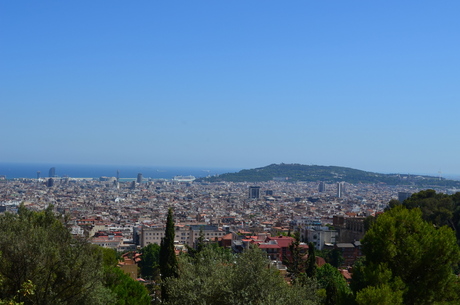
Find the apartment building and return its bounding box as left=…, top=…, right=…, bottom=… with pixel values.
left=140, top=224, right=226, bottom=247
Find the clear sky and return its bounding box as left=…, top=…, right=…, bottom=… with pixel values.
left=1, top=1, right=459, bottom=175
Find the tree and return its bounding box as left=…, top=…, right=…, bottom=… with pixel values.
left=317, top=248, right=344, bottom=268
left=283, top=231, right=307, bottom=284
left=385, top=199, right=401, bottom=211
left=231, top=246, right=311, bottom=305
left=165, top=244, right=233, bottom=305
left=402, top=189, right=454, bottom=229
left=185, top=227, right=206, bottom=259
left=165, top=245, right=320, bottom=305
left=99, top=248, right=151, bottom=305
left=0, top=255, right=35, bottom=305
left=159, top=208, right=178, bottom=301
left=363, top=215, right=376, bottom=231
left=353, top=205, right=460, bottom=305
left=139, top=243, right=160, bottom=279
left=387, top=191, right=460, bottom=245
left=306, top=242, right=317, bottom=278
left=104, top=267, right=151, bottom=305
left=324, top=282, right=338, bottom=305
left=355, top=284, right=403, bottom=305
left=0, top=205, right=114, bottom=305
left=316, top=263, right=352, bottom=305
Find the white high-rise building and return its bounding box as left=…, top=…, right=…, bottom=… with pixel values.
left=337, top=182, right=345, bottom=198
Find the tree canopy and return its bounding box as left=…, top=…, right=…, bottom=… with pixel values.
left=198, top=163, right=460, bottom=186
left=395, top=190, right=460, bottom=244
left=0, top=205, right=113, bottom=305
left=316, top=264, right=352, bottom=305
left=352, top=205, right=460, bottom=305
left=165, top=245, right=319, bottom=305
left=0, top=205, right=150, bottom=305
left=139, top=243, right=161, bottom=279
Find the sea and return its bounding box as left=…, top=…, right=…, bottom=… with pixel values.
left=0, top=163, right=240, bottom=180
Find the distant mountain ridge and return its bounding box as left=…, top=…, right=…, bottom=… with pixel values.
left=198, top=163, right=460, bottom=187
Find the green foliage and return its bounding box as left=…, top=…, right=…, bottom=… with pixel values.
left=317, top=264, right=350, bottom=295
left=0, top=270, right=35, bottom=305
left=363, top=215, right=376, bottom=231
left=324, top=282, right=338, bottom=305
left=185, top=227, right=206, bottom=259
left=397, top=190, right=460, bottom=247
left=403, top=190, right=454, bottom=228
left=159, top=208, right=178, bottom=301
left=387, top=190, right=460, bottom=246
left=104, top=267, right=151, bottom=305
left=139, top=243, right=160, bottom=279
left=385, top=199, right=401, bottom=211
left=166, top=245, right=234, bottom=305
left=316, top=264, right=352, bottom=305
left=165, top=246, right=320, bottom=305
left=350, top=259, right=405, bottom=303
left=283, top=232, right=306, bottom=284
left=198, top=163, right=460, bottom=186
left=355, top=284, right=403, bottom=305
left=354, top=205, right=460, bottom=305
left=317, top=249, right=344, bottom=268
left=348, top=258, right=367, bottom=294
left=0, top=205, right=114, bottom=305
left=100, top=247, right=119, bottom=267
left=0, top=205, right=151, bottom=305
left=306, top=242, right=317, bottom=278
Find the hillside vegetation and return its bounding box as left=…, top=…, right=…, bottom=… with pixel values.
left=198, top=163, right=460, bottom=187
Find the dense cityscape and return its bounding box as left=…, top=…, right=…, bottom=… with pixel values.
left=1, top=165, right=460, bottom=304
left=3, top=1, right=460, bottom=303
left=0, top=166, right=454, bottom=255
left=0, top=167, right=428, bottom=246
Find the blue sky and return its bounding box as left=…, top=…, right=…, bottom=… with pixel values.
left=1, top=1, right=460, bottom=175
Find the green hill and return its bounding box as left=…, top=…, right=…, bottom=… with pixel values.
left=198, top=163, right=460, bottom=187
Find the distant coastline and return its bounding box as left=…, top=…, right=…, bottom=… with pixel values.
left=0, top=163, right=240, bottom=180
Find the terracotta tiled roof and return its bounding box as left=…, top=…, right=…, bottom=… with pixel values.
left=316, top=256, right=326, bottom=267
left=339, top=269, right=352, bottom=280
left=257, top=243, right=281, bottom=249
left=265, top=236, right=295, bottom=248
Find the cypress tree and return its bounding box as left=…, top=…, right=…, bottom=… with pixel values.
left=306, top=242, right=317, bottom=278
left=159, top=208, right=178, bottom=301
left=325, top=281, right=338, bottom=305
left=283, top=231, right=306, bottom=284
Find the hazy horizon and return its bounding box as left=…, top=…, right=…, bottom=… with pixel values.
left=2, top=1, right=459, bottom=176
left=2, top=161, right=459, bottom=181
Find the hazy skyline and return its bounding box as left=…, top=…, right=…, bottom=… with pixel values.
left=1, top=1, right=460, bottom=176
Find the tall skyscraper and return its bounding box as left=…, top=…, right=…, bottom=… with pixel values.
left=47, top=178, right=54, bottom=187
left=398, top=192, right=412, bottom=202
left=49, top=167, right=55, bottom=178
left=336, top=182, right=344, bottom=198
left=249, top=186, right=260, bottom=199
left=137, top=173, right=143, bottom=184
left=116, top=170, right=120, bottom=182
left=318, top=182, right=326, bottom=192
left=37, top=171, right=41, bottom=180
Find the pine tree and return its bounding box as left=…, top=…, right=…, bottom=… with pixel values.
left=159, top=208, right=178, bottom=301
left=354, top=205, right=460, bottom=304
